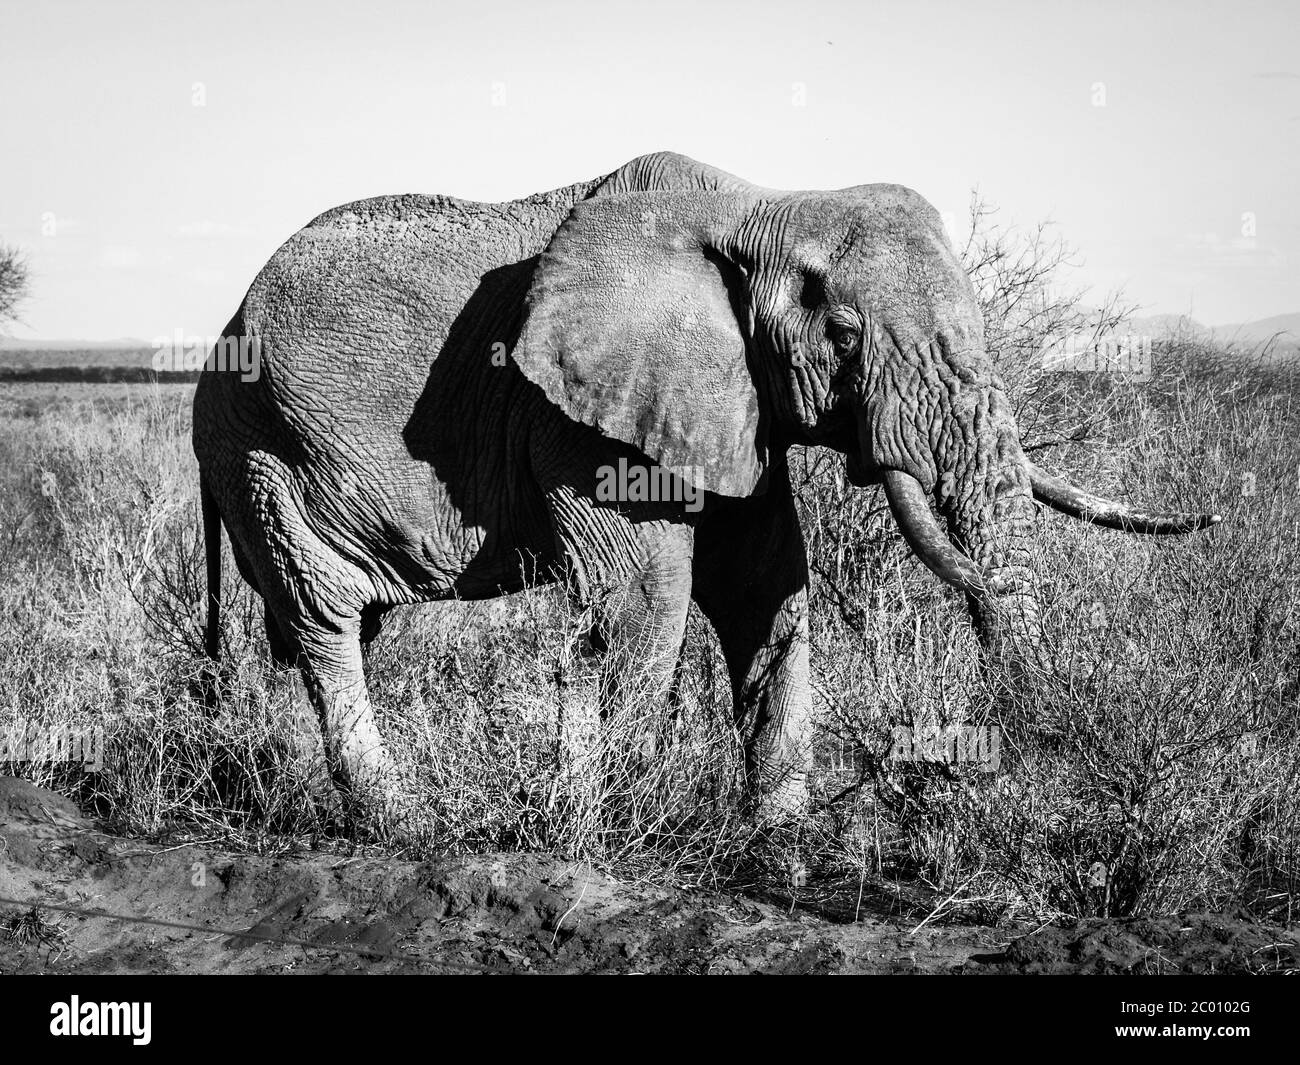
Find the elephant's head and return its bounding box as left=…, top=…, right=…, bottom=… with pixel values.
left=513, top=156, right=1219, bottom=662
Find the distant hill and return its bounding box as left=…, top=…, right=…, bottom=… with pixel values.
left=1126, top=313, right=1300, bottom=356
left=0, top=345, right=160, bottom=371
left=1217, top=313, right=1300, bottom=347
left=0, top=337, right=152, bottom=351
left=0, top=342, right=196, bottom=383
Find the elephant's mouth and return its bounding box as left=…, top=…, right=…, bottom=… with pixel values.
left=844, top=449, right=875, bottom=488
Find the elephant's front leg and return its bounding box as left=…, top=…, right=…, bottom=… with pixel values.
left=543, top=483, right=695, bottom=729
left=692, top=459, right=812, bottom=815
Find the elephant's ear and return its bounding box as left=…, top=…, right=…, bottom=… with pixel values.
left=513, top=190, right=766, bottom=498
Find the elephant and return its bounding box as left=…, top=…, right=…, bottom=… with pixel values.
left=192, top=151, right=1219, bottom=821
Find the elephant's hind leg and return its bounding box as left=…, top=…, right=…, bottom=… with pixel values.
left=215, top=464, right=404, bottom=824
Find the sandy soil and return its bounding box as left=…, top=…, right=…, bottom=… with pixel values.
left=1, top=777, right=1296, bottom=975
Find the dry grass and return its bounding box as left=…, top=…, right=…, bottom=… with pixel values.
left=0, top=348, right=1294, bottom=923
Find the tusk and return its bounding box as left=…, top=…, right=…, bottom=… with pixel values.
left=882, top=470, right=1000, bottom=596
left=1028, top=463, right=1221, bottom=535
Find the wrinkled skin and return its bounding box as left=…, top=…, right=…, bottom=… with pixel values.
left=193, top=152, right=1217, bottom=820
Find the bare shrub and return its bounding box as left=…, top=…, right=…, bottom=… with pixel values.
left=0, top=244, right=28, bottom=330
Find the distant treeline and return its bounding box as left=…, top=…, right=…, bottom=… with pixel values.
left=0, top=367, right=200, bottom=384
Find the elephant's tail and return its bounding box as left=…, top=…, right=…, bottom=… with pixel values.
left=200, top=471, right=222, bottom=662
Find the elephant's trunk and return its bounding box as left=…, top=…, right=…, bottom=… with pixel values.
left=878, top=380, right=1045, bottom=669
left=941, top=390, right=1044, bottom=667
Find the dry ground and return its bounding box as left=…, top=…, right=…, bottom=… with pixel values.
left=3, top=777, right=1296, bottom=975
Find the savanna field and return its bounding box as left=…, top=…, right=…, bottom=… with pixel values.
left=1, top=204, right=1299, bottom=972
left=1, top=333, right=1296, bottom=935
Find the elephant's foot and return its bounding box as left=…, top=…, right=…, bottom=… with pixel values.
left=330, top=736, right=416, bottom=837
left=295, top=669, right=415, bottom=837
left=298, top=753, right=346, bottom=831
left=747, top=776, right=812, bottom=893
left=751, top=768, right=811, bottom=823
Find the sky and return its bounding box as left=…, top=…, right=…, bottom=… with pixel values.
left=0, top=0, right=1296, bottom=340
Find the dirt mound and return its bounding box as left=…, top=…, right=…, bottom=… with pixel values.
left=1, top=778, right=1294, bottom=974
left=974, top=914, right=1300, bottom=974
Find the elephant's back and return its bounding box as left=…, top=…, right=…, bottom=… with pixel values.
left=248, top=192, right=568, bottom=381
left=237, top=187, right=587, bottom=444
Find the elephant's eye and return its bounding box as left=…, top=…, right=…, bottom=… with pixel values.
left=827, top=323, right=859, bottom=355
